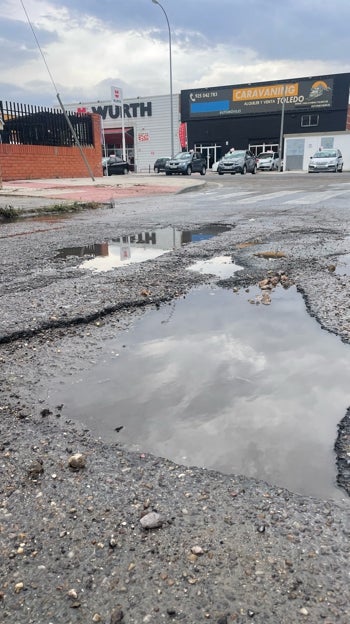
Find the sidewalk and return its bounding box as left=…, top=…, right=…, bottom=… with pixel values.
left=0, top=173, right=205, bottom=213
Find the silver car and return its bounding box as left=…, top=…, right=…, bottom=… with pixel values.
left=256, top=151, right=280, bottom=171
left=308, top=149, right=343, bottom=173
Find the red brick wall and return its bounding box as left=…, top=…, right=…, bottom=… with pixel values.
left=0, top=113, right=103, bottom=181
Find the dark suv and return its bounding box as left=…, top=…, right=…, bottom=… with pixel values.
left=154, top=157, right=170, bottom=173
left=165, top=151, right=207, bottom=176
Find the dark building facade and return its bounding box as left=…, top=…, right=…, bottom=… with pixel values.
left=180, top=73, right=350, bottom=166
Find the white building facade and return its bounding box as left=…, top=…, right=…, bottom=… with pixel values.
left=284, top=131, right=350, bottom=171
left=66, top=94, right=182, bottom=172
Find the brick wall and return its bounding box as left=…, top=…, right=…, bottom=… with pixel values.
left=0, top=113, right=103, bottom=181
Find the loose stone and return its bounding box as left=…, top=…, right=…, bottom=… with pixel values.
left=27, top=459, right=44, bottom=478
left=68, top=453, right=86, bottom=470
left=191, top=546, right=204, bottom=555
left=68, top=588, right=78, bottom=599
left=110, top=608, right=124, bottom=623
left=140, top=512, right=163, bottom=529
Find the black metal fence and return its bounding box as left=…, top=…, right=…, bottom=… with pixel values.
left=0, top=101, right=93, bottom=147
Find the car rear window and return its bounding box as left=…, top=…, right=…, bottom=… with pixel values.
left=224, top=151, right=245, bottom=159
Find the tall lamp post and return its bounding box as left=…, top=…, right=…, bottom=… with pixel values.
left=278, top=84, right=287, bottom=173
left=152, top=0, right=174, bottom=158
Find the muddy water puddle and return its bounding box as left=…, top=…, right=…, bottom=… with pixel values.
left=55, top=225, right=231, bottom=271
left=49, top=285, right=350, bottom=499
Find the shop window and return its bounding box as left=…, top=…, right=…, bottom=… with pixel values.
left=301, top=114, right=319, bottom=127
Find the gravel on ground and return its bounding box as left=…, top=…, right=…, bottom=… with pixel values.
left=1, top=181, right=350, bottom=623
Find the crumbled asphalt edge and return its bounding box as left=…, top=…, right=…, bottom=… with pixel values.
left=0, top=296, right=175, bottom=345
left=293, top=284, right=350, bottom=496
left=334, top=407, right=350, bottom=495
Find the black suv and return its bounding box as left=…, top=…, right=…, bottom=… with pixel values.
left=165, top=151, right=207, bottom=176
left=154, top=157, right=170, bottom=173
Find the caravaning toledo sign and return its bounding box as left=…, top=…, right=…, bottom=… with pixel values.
left=186, top=78, right=334, bottom=118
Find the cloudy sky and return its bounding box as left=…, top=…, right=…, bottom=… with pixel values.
left=1, top=0, right=350, bottom=107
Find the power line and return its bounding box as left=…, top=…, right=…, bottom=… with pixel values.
left=19, top=0, right=95, bottom=181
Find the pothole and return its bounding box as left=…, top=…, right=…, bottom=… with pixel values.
left=55, top=225, right=232, bottom=272
left=47, top=284, right=350, bottom=499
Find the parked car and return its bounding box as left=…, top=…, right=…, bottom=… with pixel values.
left=308, top=149, right=343, bottom=173
left=165, top=151, right=207, bottom=176
left=217, top=150, right=257, bottom=175
left=256, top=151, right=280, bottom=171
left=154, top=157, right=171, bottom=173
left=103, top=155, right=130, bottom=175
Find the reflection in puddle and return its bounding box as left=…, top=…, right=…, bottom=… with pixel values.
left=82, top=242, right=165, bottom=271
left=48, top=285, right=350, bottom=499
left=188, top=256, right=243, bottom=278
left=55, top=225, right=231, bottom=271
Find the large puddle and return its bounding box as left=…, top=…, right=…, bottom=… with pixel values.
left=48, top=285, right=350, bottom=499
left=55, top=225, right=231, bottom=272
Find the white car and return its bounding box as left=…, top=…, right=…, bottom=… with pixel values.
left=308, top=149, right=343, bottom=173
left=256, top=151, right=280, bottom=171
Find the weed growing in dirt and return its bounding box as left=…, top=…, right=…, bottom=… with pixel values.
left=0, top=201, right=100, bottom=220
left=49, top=201, right=100, bottom=213
left=0, top=205, right=20, bottom=220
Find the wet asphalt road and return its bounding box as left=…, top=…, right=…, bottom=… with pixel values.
left=1, top=171, right=350, bottom=623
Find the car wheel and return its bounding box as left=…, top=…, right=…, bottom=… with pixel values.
left=166, top=171, right=171, bottom=176
left=154, top=167, right=159, bottom=174
left=251, top=165, right=257, bottom=175
left=339, top=165, right=343, bottom=172
left=200, top=166, right=206, bottom=175
left=241, top=165, right=247, bottom=175
left=186, top=166, right=192, bottom=176
left=108, top=169, right=113, bottom=176
left=218, top=171, right=224, bottom=175
left=122, top=167, right=129, bottom=175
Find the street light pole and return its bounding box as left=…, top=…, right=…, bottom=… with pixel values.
left=278, top=84, right=287, bottom=172
left=152, top=0, right=174, bottom=158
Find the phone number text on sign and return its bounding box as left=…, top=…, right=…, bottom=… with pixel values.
left=138, top=132, right=150, bottom=142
